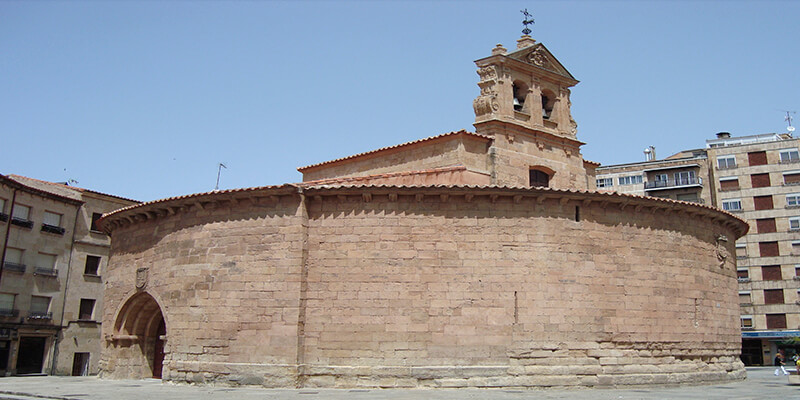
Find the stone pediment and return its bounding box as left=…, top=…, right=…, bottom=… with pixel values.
left=507, top=43, right=576, bottom=81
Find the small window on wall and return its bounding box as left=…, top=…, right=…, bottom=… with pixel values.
left=541, top=89, right=555, bottom=119
left=766, top=313, right=787, bottom=329
left=617, top=175, right=643, bottom=185
left=35, top=253, right=57, bottom=276
left=762, top=265, right=782, bottom=281
left=759, top=242, right=780, bottom=257
left=736, top=244, right=748, bottom=259
left=764, top=289, right=785, bottom=305
left=751, top=173, right=771, bottom=188
left=748, top=151, right=768, bottom=166
left=754, top=195, right=774, bottom=210
left=29, top=296, right=51, bottom=319
left=741, top=315, right=754, bottom=329
left=756, top=218, right=777, bottom=233
left=722, top=199, right=742, bottom=212
left=529, top=169, right=550, bottom=188
left=41, top=211, right=65, bottom=235
left=0, top=293, right=15, bottom=314
left=790, top=217, right=800, bottom=231
left=787, top=193, right=800, bottom=208
left=596, top=178, right=613, bottom=188
left=796, top=265, right=800, bottom=278
left=90, top=213, right=104, bottom=233
left=792, top=241, right=800, bottom=255
left=719, top=177, right=739, bottom=191
left=737, top=268, right=749, bottom=279
left=10, top=204, right=32, bottom=228
left=84, top=256, right=101, bottom=276
left=717, top=155, right=737, bottom=169
left=739, top=291, right=752, bottom=304
left=78, top=299, right=95, bottom=321
left=784, top=171, right=800, bottom=185
left=0, top=198, right=6, bottom=219
left=780, top=148, right=800, bottom=163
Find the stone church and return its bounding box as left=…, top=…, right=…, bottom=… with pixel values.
left=97, top=33, right=749, bottom=388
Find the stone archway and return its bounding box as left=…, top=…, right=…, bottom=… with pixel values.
left=111, top=292, right=167, bottom=379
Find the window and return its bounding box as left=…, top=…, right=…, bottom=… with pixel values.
left=541, top=89, right=555, bottom=119
left=754, top=195, right=774, bottom=210
left=762, top=265, right=782, bottom=280
left=41, top=211, right=65, bottom=235
left=2, top=248, right=24, bottom=272
left=529, top=169, right=550, bottom=188
left=84, top=256, right=101, bottom=276
left=717, top=155, right=737, bottom=169
left=617, top=175, right=643, bottom=185
left=676, top=193, right=699, bottom=203
left=0, top=198, right=6, bottom=221
left=764, top=289, right=785, bottom=305
left=787, top=193, right=800, bottom=207
left=512, top=81, right=528, bottom=112
left=722, top=199, right=742, bottom=212
left=756, top=218, right=777, bottom=233
left=739, top=291, right=752, bottom=304
left=737, top=268, right=749, bottom=279
left=736, top=244, right=747, bottom=259
left=793, top=241, right=800, bottom=255
left=10, top=204, right=32, bottom=228
left=759, top=242, right=780, bottom=257
left=719, top=177, right=739, bottom=191
left=674, top=170, right=696, bottom=185
left=90, top=213, right=103, bottom=232
left=741, top=315, right=754, bottom=329
left=751, top=173, right=771, bottom=188
left=766, top=313, right=787, bottom=329
left=783, top=171, right=800, bottom=185
left=780, top=148, right=800, bottom=163
left=796, top=265, right=800, bottom=278
left=78, top=299, right=95, bottom=320
left=34, top=253, right=57, bottom=276
left=790, top=217, right=800, bottom=231
left=0, top=293, right=15, bottom=316
left=29, top=296, right=51, bottom=319
left=748, top=151, right=768, bottom=166
left=596, top=178, right=613, bottom=188
left=654, top=174, right=668, bottom=182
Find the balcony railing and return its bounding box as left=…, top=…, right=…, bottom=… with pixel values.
left=10, top=217, right=33, bottom=229
left=27, top=312, right=52, bottom=320
left=645, top=177, right=703, bottom=191
left=33, top=267, right=57, bottom=277
left=2, top=262, right=25, bottom=273
left=40, top=224, right=65, bottom=235
left=0, top=308, right=19, bottom=317
left=0, top=213, right=7, bottom=222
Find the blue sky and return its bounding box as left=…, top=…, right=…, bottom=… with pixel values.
left=2, top=1, right=798, bottom=202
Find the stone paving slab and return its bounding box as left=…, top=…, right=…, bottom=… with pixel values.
left=0, top=368, right=798, bottom=400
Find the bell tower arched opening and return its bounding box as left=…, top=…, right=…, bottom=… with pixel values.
left=111, top=292, right=167, bottom=379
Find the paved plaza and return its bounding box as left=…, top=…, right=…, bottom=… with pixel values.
left=0, top=367, right=796, bottom=400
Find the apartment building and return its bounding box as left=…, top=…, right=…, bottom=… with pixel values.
left=596, top=132, right=800, bottom=366
left=0, top=175, right=137, bottom=376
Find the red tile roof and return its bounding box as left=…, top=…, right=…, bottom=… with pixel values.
left=297, top=130, right=492, bottom=172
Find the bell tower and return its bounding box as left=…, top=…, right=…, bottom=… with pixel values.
left=472, top=16, right=589, bottom=190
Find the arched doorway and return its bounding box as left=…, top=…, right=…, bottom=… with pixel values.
left=112, top=292, right=166, bottom=379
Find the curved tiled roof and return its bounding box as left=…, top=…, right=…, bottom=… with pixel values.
left=99, top=181, right=749, bottom=238
left=297, top=130, right=492, bottom=172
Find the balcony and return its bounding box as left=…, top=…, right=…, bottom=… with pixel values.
left=0, top=213, right=7, bottom=222
left=10, top=217, right=33, bottom=229
left=33, top=267, right=57, bottom=277
left=27, top=312, right=52, bottom=320
left=40, top=224, right=65, bottom=235
left=2, top=262, right=25, bottom=273
left=645, top=177, right=703, bottom=191
left=0, top=308, right=19, bottom=317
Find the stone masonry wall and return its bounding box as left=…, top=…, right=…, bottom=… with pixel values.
left=100, top=187, right=746, bottom=388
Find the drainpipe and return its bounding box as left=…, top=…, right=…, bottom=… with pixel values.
left=0, top=188, right=18, bottom=287
left=49, top=203, right=82, bottom=375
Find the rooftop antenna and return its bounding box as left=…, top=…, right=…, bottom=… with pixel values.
left=785, top=110, right=797, bottom=133
left=215, top=163, right=227, bottom=191
left=521, top=9, right=534, bottom=35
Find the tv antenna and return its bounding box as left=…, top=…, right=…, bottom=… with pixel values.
left=215, top=163, right=227, bottom=191
left=521, top=9, right=535, bottom=36
left=785, top=110, right=797, bottom=133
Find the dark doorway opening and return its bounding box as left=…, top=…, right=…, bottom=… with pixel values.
left=741, top=339, right=763, bottom=366
left=72, top=352, right=90, bottom=376
left=16, top=337, right=47, bottom=374
left=153, top=318, right=165, bottom=378
left=0, top=340, right=9, bottom=371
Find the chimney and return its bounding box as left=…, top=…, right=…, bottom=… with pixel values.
left=716, top=132, right=731, bottom=139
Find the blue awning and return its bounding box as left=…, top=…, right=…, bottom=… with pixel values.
left=742, top=331, right=800, bottom=339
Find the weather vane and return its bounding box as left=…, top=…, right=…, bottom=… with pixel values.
left=521, top=9, right=534, bottom=36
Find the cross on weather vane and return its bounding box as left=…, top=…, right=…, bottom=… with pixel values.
left=521, top=9, right=535, bottom=36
